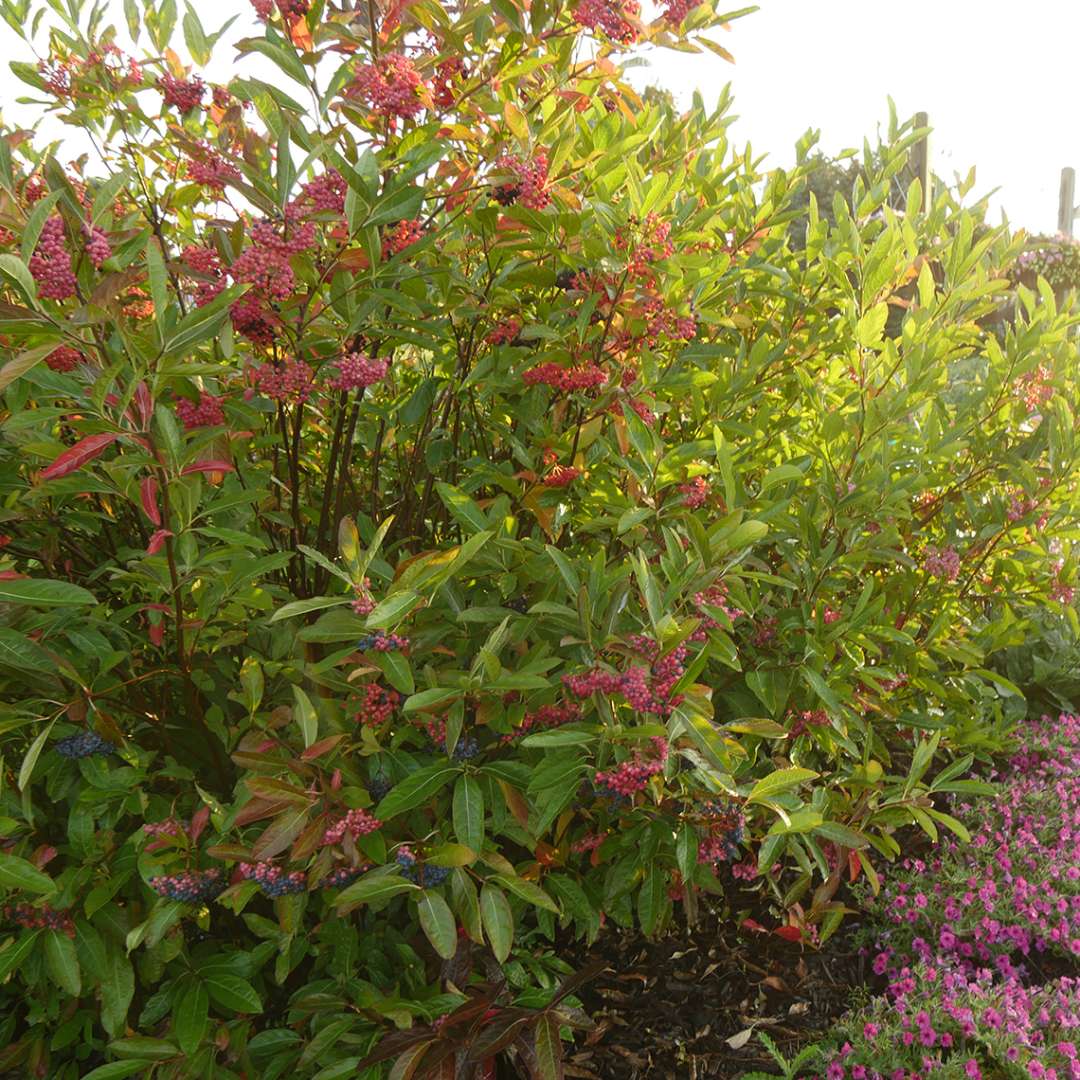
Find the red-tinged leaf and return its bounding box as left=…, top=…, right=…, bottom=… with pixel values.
left=142, top=603, right=171, bottom=613
left=146, top=529, right=173, bottom=556
left=189, top=806, right=210, bottom=844
left=180, top=461, right=235, bottom=476
left=40, top=432, right=119, bottom=481
left=0, top=571, right=28, bottom=581
left=133, top=381, right=153, bottom=429
left=848, top=849, right=862, bottom=883
left=301, top=734, right=344, bottom=760
left=139, top=477, right=161, bottom=525
left=741, top=918, right=768, bottom=934
left=773, top=925, right=803, bottom=942
left=148, top=622, right=165, bottom=647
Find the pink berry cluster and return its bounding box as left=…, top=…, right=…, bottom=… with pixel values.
left=1050, top=573, right=1075, bottom=605
left=323, top=808, right=382, bottom=845
left=565, top=639, right=686, bottom=717
left=329, top=352, right=389, bottom=392
left=661, top=0, right=700, bottom=23
left=679, top=476, right=709, bottom=508
left=522, top=362, right=606, bottom=393
left=253, top=359, right=315, bottom=402
left=185, top=147, right=242, bottom=191
left=4, top=902, right=75, bottom=938
left=500, top=702, right=581, bottom=744
left=751, top=615, right=778, bottom=647
left=923, top=545, right=961, bottom=581
left=544, top=464, right=581, bottom=488
left=493, top=152, right=551, bottom=211
left=348, top=53, right=430, bottom=122
left=789, top=708, right=829, bottom=739
left=357, top=631, right=409, bottom=653
left=1016, top=364, right=1054, bottom=412
left=1007, top=490, right=1039, bottom=522
left=30, top=217, right=77, bottom=300
left=572, top=833, right=607, bottom=855
left=690, top=582, right=741, bottom=640
left=252, top=0, right=308, bottom=18
left=642, top=297, right=697, bottom=344
left=594, top=736, right=669, bottom=797
left=83, top=224, right=111, bottom=268
left=351, top=578, right=375, bottom=616
left=175, top=392, right=225, bottom=429
left=572, top=0, right=641, bottom=45
left=696, top=799, right=745, bottom=865
left=45, top=345, right=85, bottom=372
left=823, top=607, right=842, bottom=624
left=149, top=868, right=225, bottom=902
left=157, top=73, right=205, bottom=114
left=239, top=861, right=307, bottom=896
left=431, top=57, right=466, bottom=109
left=181, top=245, right=226, bottom=308
left=616, top=213, right=674, bottom=281
left=143, top=819, right=184, bottom=839
left=485, top=318, right=522, bottom=345
left=296, top=169, right=347, bottom=214
left=382, top=218, right=424, bottom=258
left=354, top=683, right=400, bottom=726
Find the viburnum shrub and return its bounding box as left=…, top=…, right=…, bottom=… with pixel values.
left=0, top=0, right=1079, bottom=1075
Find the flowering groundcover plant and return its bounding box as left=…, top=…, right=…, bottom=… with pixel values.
left=755, top=712, right=1080, bottom=1080
left=0, top=0, right=1080, bottom=1076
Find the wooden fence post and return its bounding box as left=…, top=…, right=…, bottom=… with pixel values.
left=1059, top=167, right=1077, bottom=237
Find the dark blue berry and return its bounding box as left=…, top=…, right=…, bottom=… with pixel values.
left=56, top=731, right=114, bottom=759
left=367, top=776, right=393, bottom=802
left=505, top=596, right=529, bottom=614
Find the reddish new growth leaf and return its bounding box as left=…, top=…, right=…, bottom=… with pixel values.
left=146, top=529, right=173, bottom=555
left=40, top=432, right=119, bottom=480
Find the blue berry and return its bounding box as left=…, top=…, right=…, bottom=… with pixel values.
left=505, top=596, right=529, bottom=614
left=149, top=869, right=225, bottom=903
left=395, top=848, right=450, bottom=887
left=239, top=862, right=306, bottom=896
left=55, top=731, right=114, bottom=759
left=323, top=865, right=365, bottom=889
left=367, top=776, right=393, bottom=802
left=452, top=735, right=479, bottom=762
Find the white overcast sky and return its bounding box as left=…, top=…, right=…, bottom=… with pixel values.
left=0, top=0, right=1075, bottom=235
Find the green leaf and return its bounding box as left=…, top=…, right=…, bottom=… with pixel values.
left=491, top=874, right=559, bottom=913
left=813, top=822, right=870, bottom=849
left=480, top=883, right=513, bottom=962
left=0, top=253, right=37, bottom=305
left=365, top=589, right=420, bottom=628
left=44, top=928, right=81, bottom=996
left=745, top=768, right=818, bottom=805
left=18, top=718, right=56, bottom=790
left=636, top=868, right=664, bottom=937
left=435, top=482, right=488, bottom=534
left=759, top=463, right=803, bottom=493
left=0, top=852, right=55, bottom=894
left=452, top=775, right=484, bottom=853
left=204, top=973, right=262, bottom=1014
left=335, top=874, right=420, bottom=911
left=106, top=1036, right=179, bottom=1060
left=417, top=890, right=456, bottom=959
left=0, top=578, right=96, bottom=607
left=146, top=238, right=168, bottom=340
left=375, top=763, right=459, bottom=818
left=175, top=978, right=209, bottom=1054
left=292, top=685, right=319, bottom=748
left=373, top=649, right=414, bottom=695
left=0, top=341, right=61, bottom=393
left=79, top=1063, right=150, bottom=1080
left=99, top=939, right=134, bottom=1038
left=0, top=930, right=40, bottom=981
left=402, top=687, right=461, bottom=713
left=533, top=1013, right=564, bottom=1080
left=270, top=595, right=351, bottom=622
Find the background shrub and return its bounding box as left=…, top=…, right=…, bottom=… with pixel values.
left=0, top=0, right=1078, bottom=1075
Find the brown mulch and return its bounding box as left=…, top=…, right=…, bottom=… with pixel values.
left=558, top=903, right=869, bottom=1079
